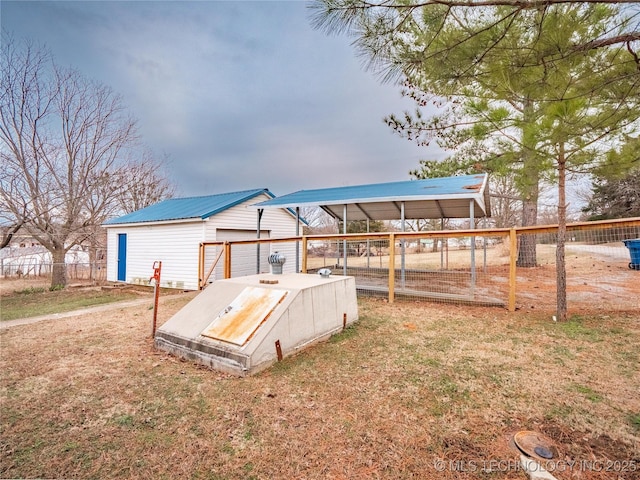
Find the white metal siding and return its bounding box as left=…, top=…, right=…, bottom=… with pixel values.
left=105, top=222, right=204, bottom=290
left=106, top=229, right=118, bottom=282
left=105, top=192, right=301, bottom=289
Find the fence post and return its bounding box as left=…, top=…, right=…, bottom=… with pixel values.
left=509, top=228, right=517, bottom=312
left=302, top=236, right=308, bottom=273
left=224, top=242, right=231, bottom=279
left=388, top=233, right=395, bottom=303
left=198, top=243, right=204, bottom=289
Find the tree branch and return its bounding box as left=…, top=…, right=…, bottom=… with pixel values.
left=0, top=221, right=24, bottom=250
left=573, top=33, right=640, bottom=52
left=356, top=0, right=638, bottom=10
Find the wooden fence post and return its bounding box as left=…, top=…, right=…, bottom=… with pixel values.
left=302, top=236, right=308, bottom=273
left=509, top=228, right=517, bottom=312
left=198, top=243, right=204, bottom=289
left=224, top=242, right=231, bottom=279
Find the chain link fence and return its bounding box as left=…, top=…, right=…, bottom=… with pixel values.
left=1, top=261, right=107, bottom=283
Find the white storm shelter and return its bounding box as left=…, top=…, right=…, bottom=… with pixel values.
left=155, top=272, right=358, bottom=376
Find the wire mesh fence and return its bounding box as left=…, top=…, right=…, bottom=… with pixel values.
left=197, top=218, right=640, bottom=314
left=306, top=233, right=510, bottom=307
left=514, top=223, right=640, bottom=312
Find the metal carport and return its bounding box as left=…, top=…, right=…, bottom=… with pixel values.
left=253, top=174, right=491, bottom=278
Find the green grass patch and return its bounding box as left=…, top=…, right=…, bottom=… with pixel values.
left=14, top=287, right=46, bottom=295
left=572, top=383, right=603, bottom=403
left=0, top=288, right=140, bottom=321
left=328, top=324, right=358, bottom=343
left=629, top=413, right=640, bottom=432
left=113, top=414, right=135, bottom=428
left=552, top=316, right=602, bottom=342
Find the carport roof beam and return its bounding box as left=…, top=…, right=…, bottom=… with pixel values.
left=354, top=202, right=373, bottom=221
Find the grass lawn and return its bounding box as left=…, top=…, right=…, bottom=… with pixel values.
left=0, top=285, right=143, bottom=321
left=1, top=295, right=638, bottom=479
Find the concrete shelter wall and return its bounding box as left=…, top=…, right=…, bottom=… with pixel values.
left=155, top=273, right=358, bottom=375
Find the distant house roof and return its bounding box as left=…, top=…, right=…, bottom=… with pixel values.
left=104, top=188, right=274, bottom=226
left=253, top=174, right=491, bottom=221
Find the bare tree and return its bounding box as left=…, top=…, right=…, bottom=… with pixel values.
left=488, top=175, right=521, bottom=229
left=1, top=36, right=138, bottom=288
left=0, top=222, right=23, bottom=250
left=115, top=151, right=176, bottom=214
left=0, top=177, right=26, bottom=249
left=301, top=206, right=337, bottom=234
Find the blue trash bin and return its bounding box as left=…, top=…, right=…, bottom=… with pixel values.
left=622, top=239, right=640, bottom=270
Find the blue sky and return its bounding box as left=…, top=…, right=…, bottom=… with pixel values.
left=2, top=1, right=444, bottom=198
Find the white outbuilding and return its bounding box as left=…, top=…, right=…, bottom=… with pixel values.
left=103, top=189, right=303, bottom=290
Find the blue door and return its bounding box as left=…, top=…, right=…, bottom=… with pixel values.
left=117, top=234, right=127, bottom=281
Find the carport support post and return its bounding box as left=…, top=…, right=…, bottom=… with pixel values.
left=483, top=217, right=488, bottom=273
left=343, top=204, right=347, bottom=276
left=296, top=207, right=300, bottom=273
left=401, top=202, right=406, bottom=289
left=470, top=199, right=476, bottom=289
left=440, top=217, right=445, bottom=270
left=256, top=209, right=263, bottom=274
left=388, top=233, right=395, bottom=303
left=366, top=219, right=370, bottom=269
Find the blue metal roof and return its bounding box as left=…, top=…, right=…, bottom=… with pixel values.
left=104, top=189, right=272, bottom=225
left=253, top=174, right=490, bottom=220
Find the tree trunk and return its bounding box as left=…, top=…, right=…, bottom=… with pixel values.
left=89, top=239, right=97, bottom=285
left=517, top=100, right=539, bottom=268
left=51, top=247, right=67, bottom=289
left=517, top=197, right=539, bottom=267
left=556, top=143, right=568, bottom=321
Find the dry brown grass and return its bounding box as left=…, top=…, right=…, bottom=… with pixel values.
left=1, top=295, right=639, bottom=479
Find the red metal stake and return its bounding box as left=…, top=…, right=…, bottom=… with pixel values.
left=150, top=261, right=162, bottom=337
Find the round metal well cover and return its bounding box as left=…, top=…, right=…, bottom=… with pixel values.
left=513, top=431, right=558, bottom=461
